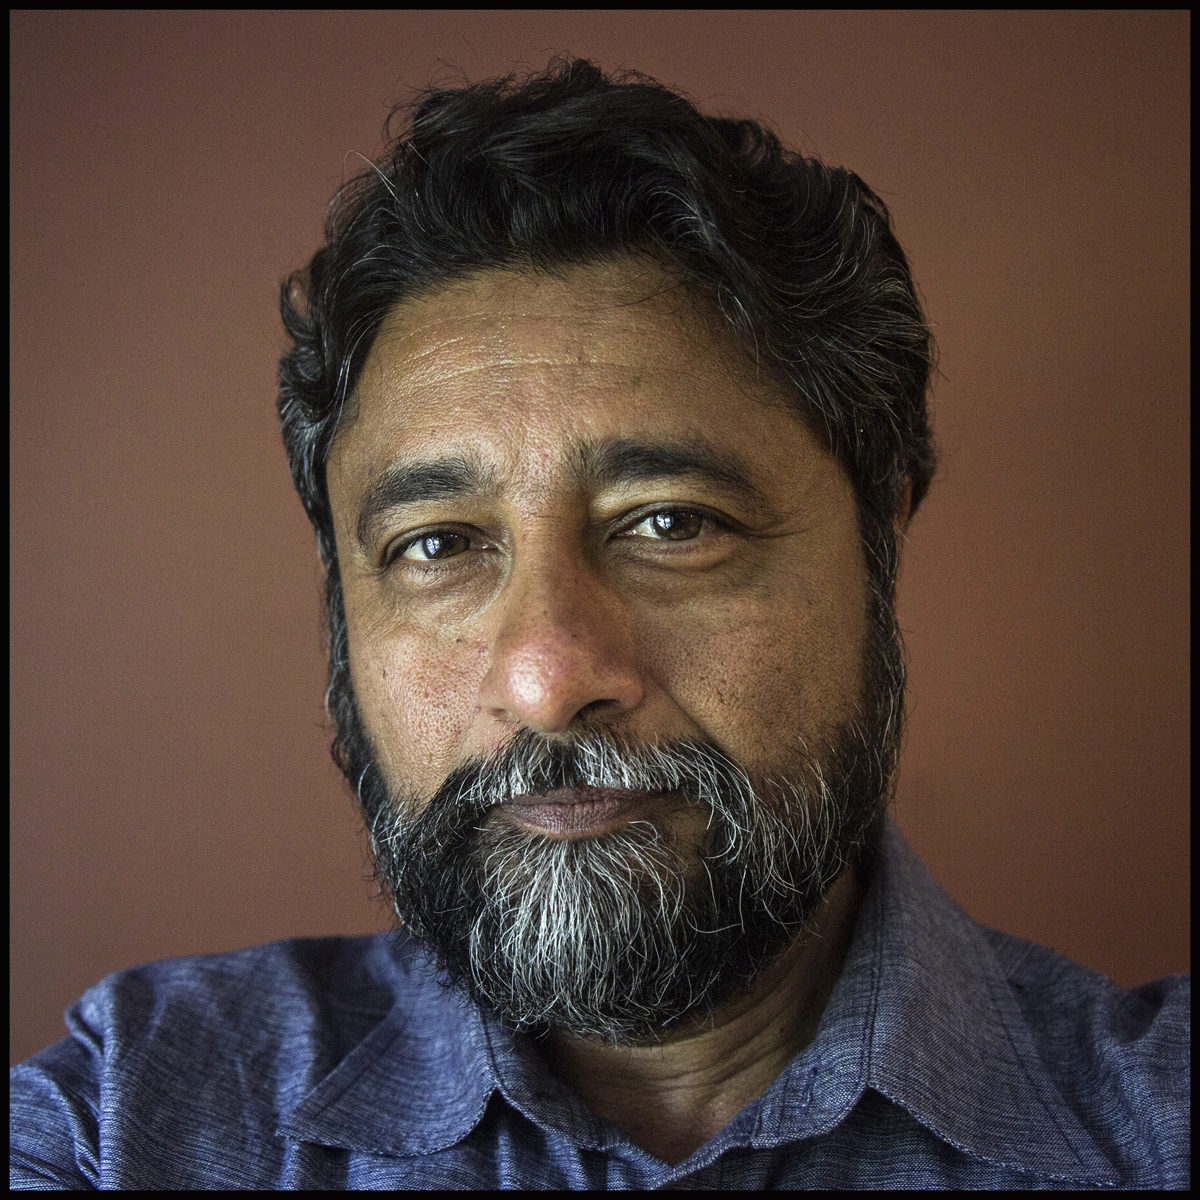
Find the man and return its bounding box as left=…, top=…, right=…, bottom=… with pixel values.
left=10, top=57, right=1189, bottom=1189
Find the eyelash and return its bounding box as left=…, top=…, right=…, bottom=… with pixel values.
left=619, top=508, right=722, bottom=544
left=384, top=507, right=729, bottom=569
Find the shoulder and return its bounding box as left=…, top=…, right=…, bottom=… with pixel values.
left=45, top=932, right=430, bottom=1079
left=61, top=934, right=413, bottom=1071
left=9, top=934, right=426, bottom=1189
left=983, top=925, right=1190, bottom=1068
left=79, top=933, right=404, bottom=1022
left=983, top=926, right=1190, bottom=1185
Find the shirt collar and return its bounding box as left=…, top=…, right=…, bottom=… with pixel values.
left=277, top=935, right=641, bottom=1158
left=278, top=939, right=500, bottom=1156
left=279, top=821, right=1120, bottom=1184
left=852, top=819, right=1119, bottom=1185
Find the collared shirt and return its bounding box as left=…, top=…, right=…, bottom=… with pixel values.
left=10, top=821, right=1190, bottom=1189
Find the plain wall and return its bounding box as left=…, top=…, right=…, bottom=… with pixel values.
left=10, top=9, right=1189, bottom=1067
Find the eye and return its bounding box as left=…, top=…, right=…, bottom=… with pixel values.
left=393, top=530, right=472, bottom=563
left=625, top=508, right=710, bottom=541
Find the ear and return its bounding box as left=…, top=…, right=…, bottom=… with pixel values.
left=893, top=480, right=913, bottom=585
left=894, top=478, right=913, bottom=538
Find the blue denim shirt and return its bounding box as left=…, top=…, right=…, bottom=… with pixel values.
left=10, top=820, right=1190, bottom=1189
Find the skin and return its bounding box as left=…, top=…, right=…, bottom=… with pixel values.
left=326, top=257, right=885, bottom=1164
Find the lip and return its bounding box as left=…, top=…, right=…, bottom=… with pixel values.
left=502, top=787, right=663, bottom=838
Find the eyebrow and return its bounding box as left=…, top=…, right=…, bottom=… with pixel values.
left=355, top=454, right=496, bottom=550
left=353, top=435, right=770, bottom=551
left=573, top=436, right=770, bottom=510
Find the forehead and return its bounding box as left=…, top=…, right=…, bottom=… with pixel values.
left=328, top=257, right=819, bottom=496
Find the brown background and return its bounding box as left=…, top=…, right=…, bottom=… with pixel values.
left=10, top=10, right=1189, bottom=1067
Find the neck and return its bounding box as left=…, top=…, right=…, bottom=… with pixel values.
left=536, top=866, right=863, bottom=1166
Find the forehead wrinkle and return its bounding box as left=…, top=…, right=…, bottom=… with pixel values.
left=364, top=284, right=697, bottom=398
left=374, top=295, right=626, bottom=357
left=360, top=335, right=631, bottom=416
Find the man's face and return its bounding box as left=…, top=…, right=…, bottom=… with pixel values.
left=325, top=257, right=898, bottom=1041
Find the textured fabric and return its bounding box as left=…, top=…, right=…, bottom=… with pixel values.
left=10, top=820, right=1190, bottom=1189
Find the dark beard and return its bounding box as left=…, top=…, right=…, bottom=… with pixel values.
left=325, top=527, right=905, bottom=1045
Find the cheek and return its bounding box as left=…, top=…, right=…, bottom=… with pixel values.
left=348, top=619, right=485, bottom=793
left=639, top=569, right=865, bottom=762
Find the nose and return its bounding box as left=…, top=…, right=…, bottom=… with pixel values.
left=478, top=553, right=645, bottom=733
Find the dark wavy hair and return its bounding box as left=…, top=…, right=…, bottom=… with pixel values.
left=277, top=56, right=937, bottom=785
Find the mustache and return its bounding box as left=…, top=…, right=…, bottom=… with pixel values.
left=425, top=726, right=753, bottom=822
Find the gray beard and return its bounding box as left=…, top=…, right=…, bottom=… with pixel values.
left=338, top=545, right=905, bottom=1045
left=372, top=729, right=865, bottom=1043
